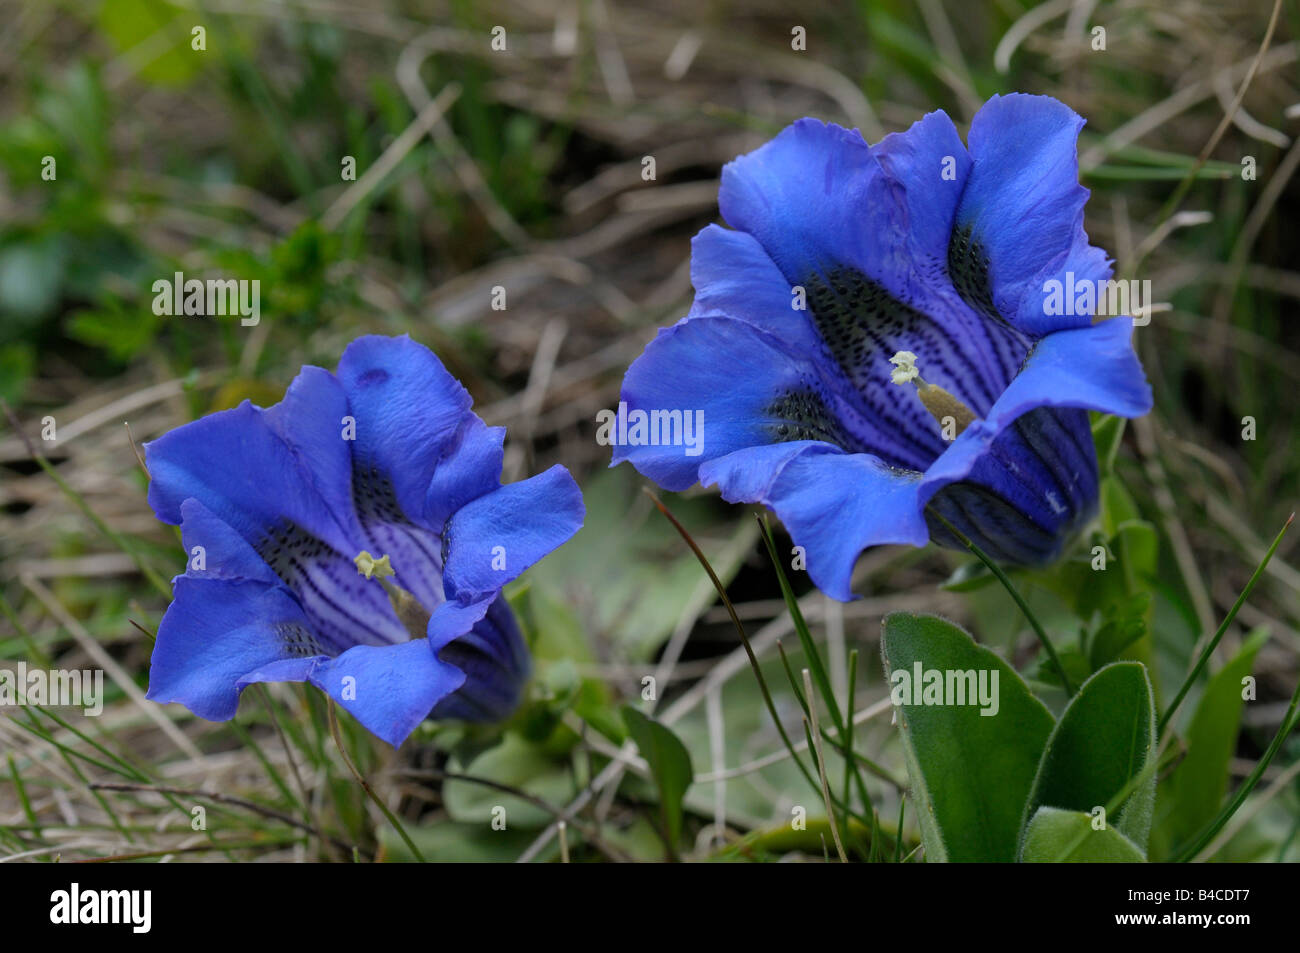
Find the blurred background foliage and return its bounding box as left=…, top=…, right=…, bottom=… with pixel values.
left=1, top=0, right=1298, bottom=862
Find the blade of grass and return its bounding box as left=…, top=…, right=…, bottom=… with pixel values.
left=894, top=795, right=906, bottom=863
left=640, top=489, right=824, bottom=803
left=802, top=669, right=847, bottom=862
left=7, top=752, right=39, bottom=834
left=1171, top=676, right=1300, bottom=862
left=1159, top=513, right=1293, bottom=737
left=777, top=640, right=901, bottom=791
left=16, top=708, right=239, bottom=860
left=89, top=781, right=356, bottom=856
left=842, top=648, right=859, bottom=828
left=72, top=839, right=302, bottom=862
left=757, top=514, right=876, bottom=804
left=0, top=590, right=52, bottom=668
left=756, top=515, right=843, bottom=726
left=2, top=399, right=172, bottom=598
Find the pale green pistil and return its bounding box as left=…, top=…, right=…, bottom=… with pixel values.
left=354, top=550, right=429, bottom=641
left=889, top=351, right=978, bottom=438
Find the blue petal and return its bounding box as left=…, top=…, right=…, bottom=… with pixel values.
left=872, top=109, right=971, bottom=271
left=314, top=640, right=466, bottom=746
left=697, top=318, right=1149, bottom=593
left=715, top=118, right=1029, bottom=431
left=925, top=407, right=1099, bottom=564
left=336, top=334, right=475, bottom=529
left=685, top=225, right=824, bottom=354
left=924, top=316, right=1151, bottom=493
left=147, top=577, right=320, bottom=720
left=953, top=94, right=1111, bottom=336
left=177, top=498, right=280, bottom=585
left=240, top=594, right=528, bottom=736
left=432, top=596, right=530, bottom=722
left=915, top=318, right=1150, bottom=560
left=336, top=336, right=488, bottom=607
left=424, top=415, right=506, bottom=528
left=698, top=440, right=827, bottom=503
left=442, top=465, right=585, bottom=600
left=146, top=365, right=421, bottom=649
left=719, top=118, right=897, bottom=282
left=242, top=639, right=467, bottom=747
left=147, top=401, right=409, bottom=648
left=145, top=401, right=354, bottom=557
left=425, top=595, right=493, bottom=647
left=703, top=442, right=929, bottom=601
left=614, top=314, right=945, bottom=485
left=262, top=364, right=367, bottom=543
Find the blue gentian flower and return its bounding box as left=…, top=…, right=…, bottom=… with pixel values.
left=144, top=335, right=584, bottom=746
left=613, top=95, right=1153, bottom=600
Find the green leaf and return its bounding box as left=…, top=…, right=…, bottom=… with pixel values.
left=96, top=0, right=202, bottom=87
left=0, top=343, right=34, bottom=403
left=881, top=612, right=1055, bottom=862
left=1156, top=628, right=1269, bottom=853
left=442, top=733, right=579, bottom=830
left=1021, top=662, right=1156, bottom=856
left=379, top=822, right=550, bottom=863
left=1088, top=592, right=1151, bottom=670
left=1032, top=644, right=1091, bottom=691
left=939, top=559, right=996, bottom=593
left=1090, top=414, right=1126, bottom=475
left=67, top=302, right=161, bottom=362
left=1113, top=521, right=1159, bottom=588
left=1021, top=807, right=1146, bottom=862
left=622, top=705, right=693, bottom=851
left=525, top=469, right=757, bottom=660
left=515, top=585, right=624, bottom=745
left=1099, top=475, right=1142, bottom=538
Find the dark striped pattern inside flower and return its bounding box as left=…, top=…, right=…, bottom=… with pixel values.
left=766, top=388, right=867, bottom=451
left=766, top=264, right=1030, bottom=470
left=1005, top=406, right=1099, bottom=517
left=276, top=622, right=326, bottom=658
left=804, top=267, right=1005, bottom=410
left=947, top=223, right=1002, bottom=327
left=431, top=599, right=529, bottom=722
left=255, top=520, right=403, bottom=652
left=352, top=458, right=445, bottom=608
left=925, top=406, right=1098, bottom=564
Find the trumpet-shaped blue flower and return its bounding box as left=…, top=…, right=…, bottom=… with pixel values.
left=144, top=335, right=584, bottom=746
left=613, top=95, right=1152, bottom=600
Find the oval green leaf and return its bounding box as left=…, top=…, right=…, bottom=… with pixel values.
left=1022, top=806, right=1146, bottom=862
left=622, top=705, right=693, bottom=850
left=1155, top=627, right=1269, bottom=855
left=1020, top=661, right=1156, bottom=857
left=882, top=612, right=1055, bottom=862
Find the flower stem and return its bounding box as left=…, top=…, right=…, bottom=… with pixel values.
left=928, top=508, right=1075, bottom=696
left=640, top=488, right=843, bottom=815
left=326, top=700, right=425, bottom=863
left=756, top=514, right=876, bottom=803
